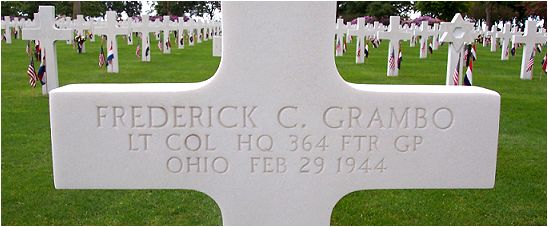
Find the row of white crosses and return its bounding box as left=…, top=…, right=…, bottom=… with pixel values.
left=513, top=20, right=546, bottom=80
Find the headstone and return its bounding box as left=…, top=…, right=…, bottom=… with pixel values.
left=212, top=35, right=221, bottom=57
left=3, top=16, right=12, bottom=44
left=186, top=20, right=197, bottom=46
left=487, top=25, right=497, bottom=52
left=133, top=15, right=161, bottom=62
left=377, top=16, right=411, bottom=76
left=409, top=23, right=417, bottom=47
left=73, top=15, right=91, bottom=53
left=439, top=13, right=476, bottom=85
left=482, top=26, right=488, bottom=47
left=345, top=21, right=353, bottom=44
left=22, top=6, right=72, bottom=95
left=122, top=18, right=134, bottom=45
left=496, top=22, right=512, bottom=61
left=432, top=23, right=441, bottom=50
left=88, top=19, right=97, bottom=42
left=94, top=11, right=129, bottom=73
left=49, top=2, right=500, bottom=225
left=160, top=16, right=176, bottom=54
left=510, top=26, right=522, bottom=49
left=348, top=17, right=375, bottom=64
left=415, top=21, right=435, bottom=59
left=176, top=17, right=186, bottom=49
left=63, top=17, right=73, bottom=45
left=334, top=18, right=345, bottom=56
left=512, top=20, right=547, bottom=80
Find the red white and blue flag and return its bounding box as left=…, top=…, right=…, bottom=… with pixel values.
left=453, top=53, right=461, bottom=85
left=27, top=57, right=37, bottom=88
left=364, top=43, right=369, bottom=58
left=37, top=51, right=46, bottom=85
left=136, top=42, right=141, bottom=58
left=106, top=42, right=114, bottom=66
left=98, top=45, right=106, bottom=68
left=389, top=47, right=396, bottom=70
left=542, top=53, right=547, bottom=73
left=397, top=48, right=402, bottom=69
left=526, top=51, right=534, bottom=72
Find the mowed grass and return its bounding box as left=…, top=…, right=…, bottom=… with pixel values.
left=1, top=32, right=546, bottom=225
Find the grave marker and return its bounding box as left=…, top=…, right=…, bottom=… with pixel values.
left=334, top=18, right=345, bottom=56
left=3, top=16, right=12, bottom=44
left=439, top=13, right=476, bottom=85
left=512, top=20, right=547, bottom=80
left=73, top=15, right=91, bottom=53
left=487, top=25, right=497, bottom=52
left=377, top=16, right=411, bottom=76
left=496, top=23, right=512, bottom=61
left=432, top=23, right=441, bottom=50
left=348, top=17, right=375, bottom=64
left=176, top=17, right=187, bottom=49
left=415, top=21, right=435, bottom=59
left=212, top=35, right=221, bottom=57
left=94, top=11, right=129, bottom=73
left=49, top=2, right=500, bottom=225
left=160, top=16, right=176, bottom=54
left=133, top=15, right=160, bottom=62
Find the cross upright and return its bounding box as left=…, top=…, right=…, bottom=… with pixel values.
left=348, top=17, right=375, bottom=64
left=409, top=23, right=417, bottom=47
left=186, top=19, right=198, bottom=46
left=160, top=16, right=177, bottom=54
left=120, top=18, right=134, bottom=45
left=345, top=22, right=353, bottom=44
left=439, top=13, right=476, bottom=86
left=482, top=26, right=489, bottom=47
left=486, top=25, right=498, bottom=52
left=49, top=2, right=500, bottom=225
left=513, top=20, right=547, bottom=80
left=176, top=17, right=187, bottom=49
left=93, top=11, right=128, bottom=73
left=62, top=17, right=73, bottom=45
left=377, top=16, right=412, bottom=76
left=73, top=15, right=91, bottom=53
left=13, top=17, right=22, bottom=39
left=334, top=18, right=346, bottom=56
left=496, top=22, right=513, bottom=61
left=415, top=21, right=436, bottom=59
left=3, top=16, right=12, bottom=44
left=133, top=15, right=161, bottom=62
left=510, top=26, right=522, bottom=48
left=432, top=23, right=441, bottom=50
left=22, top=6, right=72, bottom=95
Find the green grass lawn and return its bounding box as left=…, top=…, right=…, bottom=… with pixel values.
left=1, top=33, right=546, bottom=225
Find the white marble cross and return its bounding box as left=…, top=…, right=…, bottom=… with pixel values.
left=176, top=17, right=187, bottom=49
left=121, top=18, right=134, bottom=45
left=160, top=16, right=177, bottom=54
left=62, top=17, right=73, bottom=45
left=345, top=21, right=353, bottom=44
left=439, top=13, right=476, bottom=86
left=432, top=23, right=441, bottom=50
left=93, top=11, right=128, bottom=73
left=510, top=26, right=522, bottom=49
left=133, top=15, right=161, bottom=62
left=3, top=16, right=12, bottom=44
left=513, top=20, right=547, bottom=80
left=73, top=15, right=91, bottom=53
left=415, top=21, right=435, bottom=59
left=348, top=17, right=375, bottom=64
left=334, top=18, right=346, bottom=56
left=22, top=6, right=72, bottom=95
left=487, top=25, right=497, bottom=52
left=377, top=16, right=411, bottom=76
left=496, top=22, right=512, bottom=61
left=49, top=2, right=500, bottom=225
left=186, top=19, right=198, bottom=46
left=409, top=23, right=417, bottom=47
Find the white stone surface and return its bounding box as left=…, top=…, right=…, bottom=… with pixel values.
left=348, top=17, right=375, bottom=64
left=22, top=6, right=72, bottom=95
left=334, top=19, right=345, bottom=56
left=512, top=20, right=547, bottom=80
left=487, top=25, right=497, bottom=52
left=50, top=2, right=500, bottom=225
left=212, top=35, right=221, bottom=57
left=415, top=21, right=435, bottom=59
left=432, top=23, right=441, bottom=50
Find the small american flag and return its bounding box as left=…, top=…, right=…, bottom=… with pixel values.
left=157, top=40, right=163, bottom=51
left=136, top=43, right=141, bottom=58
left=336, top=38, right=342, bottom=53
left=542, top=53, right=547, bottom=73
left=453, top=53, right=461, bottom=85
left=27, top=57, right=37, bottom=88
left=356, top=40, right=361, bottom=58
left=98, top=45, right=105, bottom=68
left=526, top=51, right=534, bottom=72
left=536, top=44, right=542, bottom=54
left=389, top=47, right=396, bottom=70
